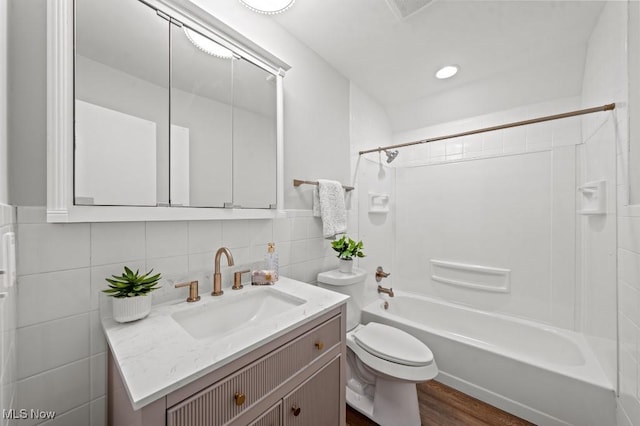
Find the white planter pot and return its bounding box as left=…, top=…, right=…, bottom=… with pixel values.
left=112, top=295, right=152, bottom=323
left=338, top=259, right=354, bottom=273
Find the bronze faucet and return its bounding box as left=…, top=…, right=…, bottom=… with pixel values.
left=175, top=280, right=200, bottom=302
left=377, top=285, right=394, bottom=297
left=375, top=266, right=390, bottom=282
left=213, top=247, right=234, bottom=296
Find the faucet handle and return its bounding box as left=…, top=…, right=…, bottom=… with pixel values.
left=233, top=270, right=251, bottom=290
left=175, top=280, right=200, bottom=302
left=375, top=266, right=391, bottom=282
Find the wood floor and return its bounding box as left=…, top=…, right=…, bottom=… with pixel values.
left=345, top=380, right=535, bottom=426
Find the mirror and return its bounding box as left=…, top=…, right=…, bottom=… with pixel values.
left=170, top=24, right=234, bottom=207
left=73, top=0, right=280, bottom=211
left=232, top=58, right=277, bottom=208
left=75, top=0, right=169, bottom=206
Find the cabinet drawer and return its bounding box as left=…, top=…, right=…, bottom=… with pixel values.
left=167, top=315, right=341, bottom=426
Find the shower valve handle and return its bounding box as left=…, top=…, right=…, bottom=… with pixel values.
left=375, top=266, right=390, bottom=282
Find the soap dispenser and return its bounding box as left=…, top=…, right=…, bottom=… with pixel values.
left=264, top=242, right=279, bottom=275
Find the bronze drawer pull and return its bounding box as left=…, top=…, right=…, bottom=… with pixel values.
left=315, top=341, right=324, bottom=351
left=234, top=392, right=246, bottom=406
left=291, top=404, right=301, bottom=416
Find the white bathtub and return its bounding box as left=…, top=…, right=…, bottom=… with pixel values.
left=361, top=292, right=616, bottom=426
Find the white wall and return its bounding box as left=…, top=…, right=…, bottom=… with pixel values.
left=580, top=2, right=640, bottom=426
left=349, top=83, right=394, bottom=306
left=380, top=97, right=581, bottom=329
left=580, top=0, right=627, bottom=414
left=578, top=1, right=622, bottom=386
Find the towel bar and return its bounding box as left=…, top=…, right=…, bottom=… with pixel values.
left=293, top=179, right=354, bottom=192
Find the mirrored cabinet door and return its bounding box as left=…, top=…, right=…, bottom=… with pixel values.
left=170, top=24, right=234, bottom=208
left=232, top=58, right=277, bottom=209
left=75, top=0, right=169, bottom=206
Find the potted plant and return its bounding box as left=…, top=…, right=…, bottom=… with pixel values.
left=103, top=266, right=161, bottom=323
left=331, top=235, right=365, bottom=273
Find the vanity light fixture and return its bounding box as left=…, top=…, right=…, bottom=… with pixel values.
left=239, top=0, right=295, bottom=14
left=435, top=65, right=459, bottom=79
left=183, top=27, right=233, bottom=59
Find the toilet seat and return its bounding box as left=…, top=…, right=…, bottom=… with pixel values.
left=353, top=323, right=433, bottom=367
left=347, top=323, right=438, bottom=382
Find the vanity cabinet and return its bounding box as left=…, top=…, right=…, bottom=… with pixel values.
left=248, top=402, right=281, bottom=426
left=108, top=305, right=346, bottom=426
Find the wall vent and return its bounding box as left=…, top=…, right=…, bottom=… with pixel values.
left=384, top=0, right=436, bottom=20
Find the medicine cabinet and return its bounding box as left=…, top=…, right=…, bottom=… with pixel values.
left=47, top=0, right=288, bottom=222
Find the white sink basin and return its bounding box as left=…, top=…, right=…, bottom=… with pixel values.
left=171, top=288, right=306, bottom=340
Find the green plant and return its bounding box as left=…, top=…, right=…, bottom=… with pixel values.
left=331, top=235, right=365, bottom=260
left=103, top=266, right=161, bottom=298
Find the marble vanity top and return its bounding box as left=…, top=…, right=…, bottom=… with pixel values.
left=102, top=277, right=348, bottom=410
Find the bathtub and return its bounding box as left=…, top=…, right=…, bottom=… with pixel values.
left=361, top=292, right=616, bottom=426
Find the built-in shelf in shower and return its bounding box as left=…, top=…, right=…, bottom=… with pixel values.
left=430, top=259, right=511, bottom=293
left=368, top=192, right=390, bottom=213
left=577, top=180, right=606, bottom=215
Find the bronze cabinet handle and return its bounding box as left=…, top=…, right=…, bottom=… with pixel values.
left=291, top=404, right=301, bottom=416
left=314, top=341, right=324, bottom=351
left=234, top=392, right=246, bottom=406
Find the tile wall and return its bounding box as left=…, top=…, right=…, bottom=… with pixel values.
left=364, top=95, right=582, bottom=330
left=390, top=96, right=583, bottom=168
left=601, top=0, right=640, bottom=423
left=0, top=204, right=16, bottom=426
left=578, top=2, right=637, bottom=425
left=14, top=207, right=342, bottom=426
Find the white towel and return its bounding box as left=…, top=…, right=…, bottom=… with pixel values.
left=313, top=179, right=347, bottom=239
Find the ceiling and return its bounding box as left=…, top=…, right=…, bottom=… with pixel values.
left=271, top=0, right=606, bottom=129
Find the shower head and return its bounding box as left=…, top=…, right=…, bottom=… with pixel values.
left=384, top=149, right=399, bottom=163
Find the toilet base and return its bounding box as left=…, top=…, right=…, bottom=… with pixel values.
left=346, top=379, right=421, bottom=426
left=346, top=386, right=374, bottom=419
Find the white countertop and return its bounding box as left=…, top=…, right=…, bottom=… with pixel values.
left=102, top=277, right=348, bottom=410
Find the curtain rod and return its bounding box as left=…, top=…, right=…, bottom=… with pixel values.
left=358, top=103, right=616, bottom=155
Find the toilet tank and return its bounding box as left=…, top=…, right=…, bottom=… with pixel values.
left=317, top=268, right=367, bottom=331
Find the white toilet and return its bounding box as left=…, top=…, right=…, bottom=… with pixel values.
left=317, top=268, right=438, bottom=426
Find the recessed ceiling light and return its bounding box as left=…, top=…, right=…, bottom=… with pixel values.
left=239, top=0, right=295, bottom=14
left=435, top=65, right=459, bottom=79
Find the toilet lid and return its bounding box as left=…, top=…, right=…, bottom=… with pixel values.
left=353, top=323, right=434, bottom=367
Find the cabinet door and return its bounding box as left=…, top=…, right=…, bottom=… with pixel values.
left=283, top=357, right=340, bottom=426
left=75, top=0, right=169, bottom=207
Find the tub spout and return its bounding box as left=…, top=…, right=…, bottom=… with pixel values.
left=377, top=285, right=394, bottom=297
